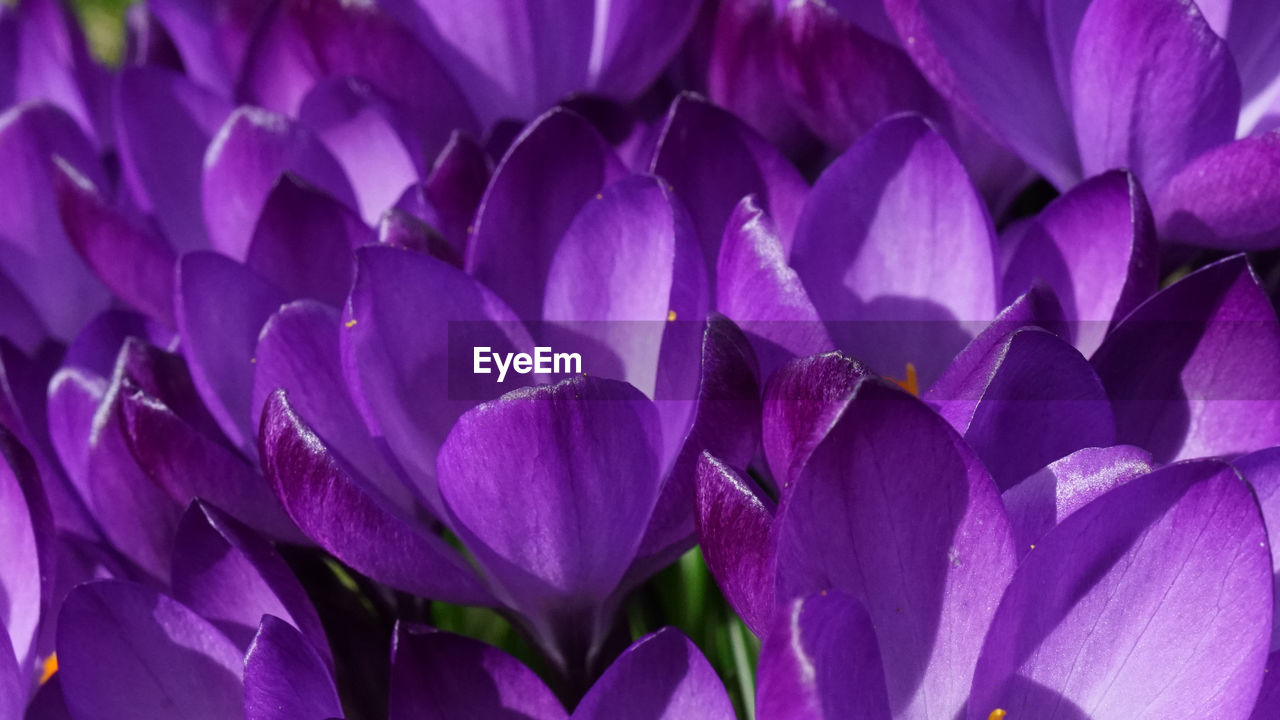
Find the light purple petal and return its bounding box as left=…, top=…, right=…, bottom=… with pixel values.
left=756, top=592, right=892, bottom=720
left=695, top=453, right=776, bottom=636
left=970, top=460, right=1272, bottom=719
left=790, top=114, right=999, bottom=386
left=772, top=379, right=1016, bottom=719
left=6, top=0, right=106, bottom=143
left=170, top=501, right=326, bottom=663
left=259, top=389, right=493, bottom=605
left=244, top=616, right=342, bottom=720
left=1071, top=0, right=1240, bottom=194
left=716, top=195, right=834, bottom=379
left=389, top=624, right=566, bottom=720
left=572, top=628, right=735, bottom=720
left=58, top=581, right=244, bottom=720
left=147, top=0, right=267, bottom=97
left=0, top=266, right=45, bottom=354
left=202, top=106, right=357, bottom=261
left=1090, top=254, right=1280, bottom=462
left=1202, top=0, right=1280, bottom=133
left=0, top=429, right=51, bottom=676
left=1154, top=130, right=1280, bottom=249
left=466, top=108, right=626, bottom=321
left=1003, top=171, right=1158, bottom=354
left=587, top=0, right=700, bottom=101
left=1001, top=444, right=1154, bottom=557
left=436, top=377, right=662, bottom=632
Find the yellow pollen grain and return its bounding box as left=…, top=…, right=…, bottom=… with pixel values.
left=595, top=193, right=603, bottom=200
left=667, top=310, right=677, bottom=322
left=891, top=362, right=919, bottom=396
left=988, top=711, right=1007, bottom=720
left=344, top=319, right=358, bottom=328
left=39, top=653, right=57, bottom=685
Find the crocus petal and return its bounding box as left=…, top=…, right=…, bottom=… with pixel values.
left=0, top=629, right=21, bottom=720
left=931, top=327, right=1115, bottom=491
left=389, top=624, right=567, bottom=720
left=761, top=351, right=871, bottom=492
left=52, top=158, right=176, bottom=326
left=1090, top=254, right=1280, bottom=462
left=1202, top=0, right=1280, bottom=132
left=58, top=581, right=243, bottom=720
left=1002, top=171, right=1157, bottom=354
left=419, top=130, right=490, bottom=258
left=252, top=300, right=419, bottom=516
left=756, top=591, right=892, bottom=720
left=716, top=195, right=834, bottom=379
left=466, top=108, right=626, bottom=321
left=244, top=616, right=341, bottom=720
left=1071, top=0, right=1240, bottom=194
left=170, top=502, right=327, bottom=662
left=970, top=460, right=1272, bottom=719
left=1232, top=447, right=1280, bottom=650
left=0, top=428, right=50, bottom=675
left=114, top=67, right=230, bottom=253
left=572, top=628, right=735, bottom=720
left=5, top=0, right=104, bottom=143
left=176, top=252, right=288, bottom=456
left=243, top=174, right=367, bottom=307
left=25, top=674, right=71, bottom=720
left=376, top=208, right=461, bottom=267
left=0, top=266, right=45, bottom=354
left=587, top=0, right=701, bottom=102
left=1251, top=651, right=1280, bottom=720
left=343, top=245, right=532, bottom=515
left=776, top=0, right=940, bottom=150
left=773, top=379, right=1016, bottom=719
left=695, top=453, right=776, bottom=636
left=0, top=102, right=109, bottom=339
left=1001, top=444, right=1154, bottom=556
left=790, top=114, right=999, bottom=385
left=1154, top=130, right=1280, bottom=249
left=147, top=0, right=267, bottom=96
left=298, top=77, right=423, bottom=224
left=259, top=389, right=493, bottom=605
left=436, top=377, right=663, bottom=631
left=627, top=313, right=762, bottom=583
left=202, top=106, right=357, bottom=261
left=650, top=94, right=808, bottom=273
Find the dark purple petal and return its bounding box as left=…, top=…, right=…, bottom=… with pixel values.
left=1154, top=131, right=1280, bottom=249
left=1002, top=171, right=1157, bottom=354
left=761, top=352, right=871, bottom=492
left=572, top=628, right=735, bottom=720
left=466, top=108, right=626, bottom=321
left=171, top=502, right=326, bottom=661
left=202, top=106, right=357, bottom=261
left=588, top=0, right=700, bottom=102
left=970, top=460, right=1271, bottom=719
left=1251, top=651, right=1280, bottom=720
left=1001, top=444, right=1154, bottom=557
left=756, top=592, right=892, bottom=720
left=695, top=453, right=776, bottom=636
left=376, top=208, right=461, bottom=267
left=58, top=581, right=243, bottom=720
left=113, top=67, right=230, bottom=253
left=1091, top=254, right=1280, bottom=462
left=176, top=252, right=288, bottom=455
left=0, top=629, right=21, bottom=720
left=389, top=624, right=566, bottom=720
left=243, top=616, right=341, bottom=720
left=147, top=0, right=267, bottom=96
left=650, top=94, right=808, bottom=275
left=52, top=158, right=176, bottom=326
left=343, top=245, right=532, bottom=515
left=418, top=130, right=490, bottom=258
left=436, top=377, right=662, bottom=632
left=0, top=267, right=45, bottom=354
left=25, top=674, right=71, bottom=720
left=259, top=389, right=493, bottom=605
left=716, top=195, right=834, bottom=379
left=773, top=379, right=1016, bottom=718
left=0, top=102, right=109, bottom=339
left=298, top=77, right=423, bottom=223
left=790, top=114, right=999, bottom=385
left=1232, top=447, right=1280, bottom=650
left=243, top=174, right=367, bottom=307
left=1071, top=0, right=1240, bottom=193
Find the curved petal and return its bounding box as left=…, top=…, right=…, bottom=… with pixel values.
left=148, top=0, right=267, bottom=96
left=790, top=114, right=999, bottom=385
left=1231, top=447, right=1280, bottom=650
left=587, top=0, right=701, bottom=102
left=389, top=624, right=566, bottom=720
left=1003, top=171, right=1158, bottom=354
left=5, top=0, right=105, bottom=143
left=772, top=379, right=1016, bottom=719
left=418, top=130, right=491, bottom=257
left=695, top=453, right=776, bottom=636
left=0, top=428, right=51, bottom=676
left=58, top=581, right=244, bottom=720
left=1090, top=254, right=1280, bottom=462
left=1250, top=651, right=1280, bottom=720
left=244, top=616, right=342, bottom=720
left=259, top=389, right=493, bottom=605
left=202, top=106, right=357, bottom=261
left=0, top=630, right=18, bottom=720
left=756, top=592, right=892, bottom=720
left=466, top=107, right=626, bottom=321
left=1071, top=0, right=1240, bottom=194
left=969, top=460, right=1272, bottom=720
left=1154, top=130, right=1280, bottom=249
left=376, top=208, right=460, bottom=266
left=572, top=628, right=735, bottom=720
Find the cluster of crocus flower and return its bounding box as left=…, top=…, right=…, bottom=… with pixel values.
left=2, top=0, right=1280, bottom=717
